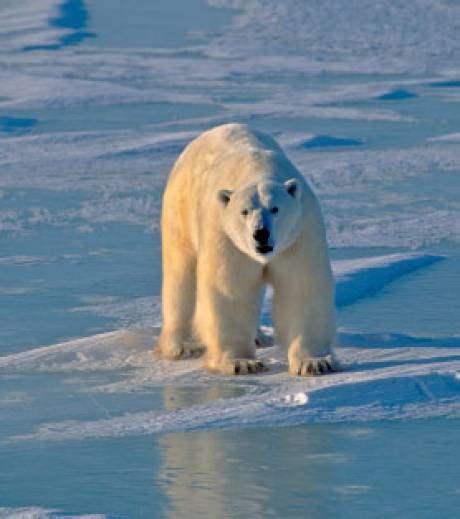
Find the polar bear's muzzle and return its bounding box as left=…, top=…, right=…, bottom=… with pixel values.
left=256, top=244, right=274, bottom=254
left=253, top=227, right=273, bottom=254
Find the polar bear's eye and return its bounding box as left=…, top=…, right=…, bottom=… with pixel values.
left=241, top=209, right=249, bottom=216
left=271, top=207, right=279, bottom=214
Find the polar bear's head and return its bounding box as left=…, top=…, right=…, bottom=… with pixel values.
left=218, top=179, right=303, bottom=263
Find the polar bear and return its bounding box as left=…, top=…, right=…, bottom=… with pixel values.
left=157, top=123, right=336, bottom=376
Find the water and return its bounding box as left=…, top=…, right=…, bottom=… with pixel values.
left=2, top=421, right=459, bottom=518
left=0, top=0, right=459, bottom=517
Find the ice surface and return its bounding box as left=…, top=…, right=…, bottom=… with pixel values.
left=0, top=0, right=459, bottom=515
left=1, top=252, right=457, bottom=442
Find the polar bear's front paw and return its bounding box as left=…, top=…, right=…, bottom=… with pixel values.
left=289, top=355, right=336, bottom=376
left=208, top=357, right=266, bottom=375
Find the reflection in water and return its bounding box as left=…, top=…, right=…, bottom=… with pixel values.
left=162, top=384, right=246, bottom=413
left=159, top=386, right=339, bottom=518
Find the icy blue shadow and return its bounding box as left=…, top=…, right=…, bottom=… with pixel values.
left=377, top=89, right=417, bottom=101
left=300, top=135, right=363, bottom=149
left=335, top=254, right=444, bottom=307
left=259, top=253, right=444, bottom=327
left=0, top=116, right=38, bottom=133
left=23, top=0, right=94, bottom=51
left=430, top=80, right=460, bottom=88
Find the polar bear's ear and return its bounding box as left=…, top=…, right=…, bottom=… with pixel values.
left=218, top=189, right=233, bottom=207
left=284, top=178, right=299, bottom=198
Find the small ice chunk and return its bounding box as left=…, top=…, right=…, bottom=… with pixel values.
left=284, top=392, right=309, bottom=406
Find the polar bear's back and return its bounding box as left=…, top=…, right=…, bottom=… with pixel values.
left=168, top=123, right=302, bottom=194
left=179, top=123, right=284, bottom=170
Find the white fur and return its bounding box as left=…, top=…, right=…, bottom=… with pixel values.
left=157, top=123, right=336, bottom=376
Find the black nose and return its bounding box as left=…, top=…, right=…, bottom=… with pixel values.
left=253, top=228, right=270, bottom=243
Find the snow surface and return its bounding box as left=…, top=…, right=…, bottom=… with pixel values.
left=1, top=0, right=460, bottom=249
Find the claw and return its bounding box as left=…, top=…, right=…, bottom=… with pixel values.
left=290, top=355, right=336, bottom=377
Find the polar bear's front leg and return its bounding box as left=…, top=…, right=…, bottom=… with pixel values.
left=194, top=252, right=265, bottom=375
left=197, top=286, right=266, bottom=375
left=270, top=247, right=336, bottom=376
